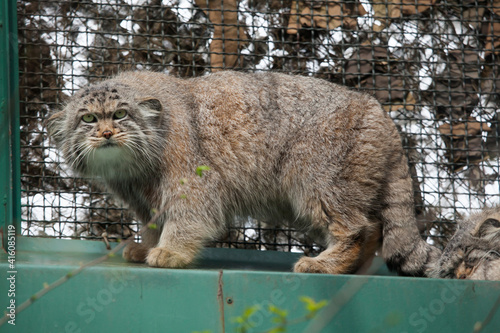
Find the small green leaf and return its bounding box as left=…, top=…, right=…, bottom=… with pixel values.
left=269, top=305, right=288, bottom=318
left=299, top=296, right=328, bottom=314
left=299, top=296, right=314, bottom=310
left=107, top=253, right=116, bottom=258
left=180, top=178, right=188, bottom=185
left=268, top=327, right=286, bottom=333
left=232, top=305, right=259, bottom=333
left=180, top=194, right=187, bottom=199
left=148, top=223, right=158, bottom=230
left=196, top=165, right=211, bottom=177
left=242, top=305, right=260, bottom=319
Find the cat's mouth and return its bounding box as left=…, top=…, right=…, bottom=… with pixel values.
left=98, top=140, right=119, bottom=148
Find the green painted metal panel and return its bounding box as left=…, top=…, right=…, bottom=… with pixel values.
left=0, top=238, right=224, bottom=333
left=1, top=237, right=500, bottom=333
left=0, top=0, right=20, bottom=247
left=221, top=271, right=500, bottom=333
left=1, top=265, right=223, bottom=333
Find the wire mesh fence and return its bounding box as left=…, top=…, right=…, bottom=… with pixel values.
left=17, top=0, right=500, bottom=253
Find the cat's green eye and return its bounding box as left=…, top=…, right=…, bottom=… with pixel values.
left=82, top=114, right=97, bottom=123
left=113, top=109, right=127, bottom=119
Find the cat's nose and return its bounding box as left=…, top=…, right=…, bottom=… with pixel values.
left=102, top=130, right=113, bottom=139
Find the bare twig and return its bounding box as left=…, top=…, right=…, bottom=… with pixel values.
left=0, top=206, right=167, bottom=327
left=101, top=232, right=111, bottom=250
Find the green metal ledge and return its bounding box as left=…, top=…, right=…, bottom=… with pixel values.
left=1, top=237, right=500, bottom=333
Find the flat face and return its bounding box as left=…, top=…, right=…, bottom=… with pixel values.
left=49, top=80, right=164, bottom=180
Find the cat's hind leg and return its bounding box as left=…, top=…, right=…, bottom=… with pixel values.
left=294, top=206, right=380, bottom=275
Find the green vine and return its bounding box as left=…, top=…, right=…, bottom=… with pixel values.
left=194, top=296, right=328, bottom=333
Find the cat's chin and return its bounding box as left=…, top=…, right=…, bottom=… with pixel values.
left=94, top=145, right=123, bottom=157
left=85, top=146, right=135, bottom=179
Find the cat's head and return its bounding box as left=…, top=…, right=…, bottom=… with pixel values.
left=431, top=208, right=500, bottom=280
left=47, top=80, right=165, bottom=179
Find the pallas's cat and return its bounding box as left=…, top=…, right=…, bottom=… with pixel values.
left=48, top=71, right=441, bottom=276
left=432, top=207, right=500, bottom=280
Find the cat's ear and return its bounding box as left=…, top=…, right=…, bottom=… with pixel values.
left=138, top=98, right=162, bottom=113
left=137, top=98, right=164, bottom=126
left=46, top=111, right=66, bottom=145
left=475, top=218, right=500, bottom=240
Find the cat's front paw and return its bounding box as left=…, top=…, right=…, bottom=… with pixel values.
left=294, top=256, right=340, bottom=274
left=123, top=242, right=149, bottom=263
left=146, top=247, right=193, bottom=268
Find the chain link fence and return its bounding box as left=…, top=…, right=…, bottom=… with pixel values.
left=17, top=0, right=500, bottom=253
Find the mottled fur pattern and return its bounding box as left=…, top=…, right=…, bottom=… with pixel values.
left=48, top=71, right=441, bottom=276
left=431, top=207, right=500, bottom=280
